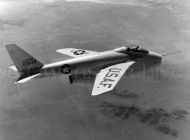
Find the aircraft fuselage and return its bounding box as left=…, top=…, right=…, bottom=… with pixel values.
left=41, top=51, right=129, bottom=77
left=40, top=48, right=161, bottom=78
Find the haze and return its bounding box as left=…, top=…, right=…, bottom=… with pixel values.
left=0, top=0, right=190, bottom=140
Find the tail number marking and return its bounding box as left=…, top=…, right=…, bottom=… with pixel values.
left=99, top=68, right=122, bottom=88
left=22, top=58, right=37, bottom=66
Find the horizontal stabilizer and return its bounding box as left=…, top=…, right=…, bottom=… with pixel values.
left=8, top=65, right=18, bottom=72
left=16, top=73, right=41, bottom=84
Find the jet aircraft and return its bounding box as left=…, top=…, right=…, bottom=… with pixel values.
left=6, top=44, right=162, bottom=96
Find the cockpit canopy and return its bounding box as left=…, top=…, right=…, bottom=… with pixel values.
left=125, top=46, right=149, bottom=54
left=114, top=45, right=149, bottom=54
left=114, top=45, right=149, bottom=59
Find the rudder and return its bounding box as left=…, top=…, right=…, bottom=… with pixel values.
left=6, top=44, right=43, bottom=75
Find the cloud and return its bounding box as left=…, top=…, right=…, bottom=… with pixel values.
left=99, top=101, right=189, bottom=137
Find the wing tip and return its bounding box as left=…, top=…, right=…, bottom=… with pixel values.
left=91, top=90, right=108, bottom=96
left=91, top=92, right=99, bottom=96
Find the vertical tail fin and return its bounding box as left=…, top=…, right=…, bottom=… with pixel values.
left=6, top=44, right=43, bottom=75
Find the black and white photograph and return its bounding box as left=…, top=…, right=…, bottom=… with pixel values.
left=0, top=0, right=190, bottom=140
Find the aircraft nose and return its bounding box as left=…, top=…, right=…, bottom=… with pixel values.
left=149, top=51, right=162, bottom=64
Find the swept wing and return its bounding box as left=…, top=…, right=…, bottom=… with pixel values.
left=92, top=61, right=135, bottom=96
left=56, top=48, right=98, bottom=57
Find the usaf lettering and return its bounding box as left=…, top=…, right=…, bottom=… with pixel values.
left=99, top=68, right=122, bottom=88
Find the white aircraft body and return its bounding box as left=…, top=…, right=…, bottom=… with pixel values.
left=6, top=44, right=162, bottom=96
